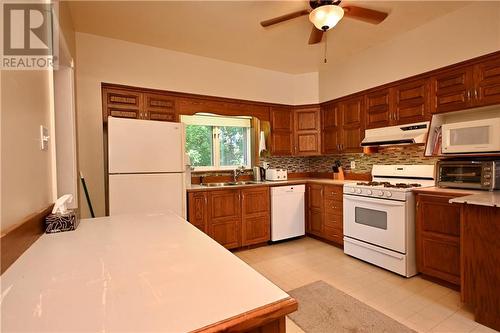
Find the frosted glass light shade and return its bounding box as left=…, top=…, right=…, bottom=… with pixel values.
left=309, top=5, right=344, bottom=31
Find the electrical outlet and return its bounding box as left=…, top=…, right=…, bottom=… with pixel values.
left=40, top=125, right=49, bottom=151
left=350, top=160, right=356, bottom=169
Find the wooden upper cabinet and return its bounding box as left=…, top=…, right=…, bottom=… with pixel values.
left=143, top=93, right=177, bottom=122
left=270, top=106, right=294, bottom=156
left=102, top=88, right=142, bottom=121
left=241, top=187, right=270, bottom=246
left=208, top=190, right=241, bottom=249
left=394, top=78, right=431, bottom=124
left=187, top=192, right=208, bottom=232
left=321, top=103, right=341, bottom=154
left=366, top=88, right=392, bottom=129
left=294, top=106, right=321, bottom=156
left=339, top=96, right=365, bottom=153
left=432, top=66, right=474, bottom=114
left=474, top=55, right=500, bottom=107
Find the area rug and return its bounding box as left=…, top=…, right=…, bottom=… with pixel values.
left=287, top=280, right=416, bottom=333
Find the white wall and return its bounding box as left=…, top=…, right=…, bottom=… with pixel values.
left=75, top=32, right=319, bottom=217
left=319, top=3, right=500, bottom=101
left=1, top=70, right=55, bottom=233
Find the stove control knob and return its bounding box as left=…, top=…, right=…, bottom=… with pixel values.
left=385, top=191, right=393, bottom=198
left=356, top=189, right=362, bottom=194
left=378, top=191, right=384, bottom=196
left=366, top=189, right=373, bottom=195
left=350, top=188, right=355, bottom=193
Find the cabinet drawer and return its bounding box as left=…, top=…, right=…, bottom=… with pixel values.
left=324, top=185, right=343, bottom=200
left=324, top=226, right=343, bottom=245
left=324, top=199, right=343, bottom=213
left=324, top=213, right=342, bottom=229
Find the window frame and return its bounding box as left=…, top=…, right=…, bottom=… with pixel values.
left=182, top=115, right=252, bottom=171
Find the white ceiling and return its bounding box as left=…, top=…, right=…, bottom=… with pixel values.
left=68, top=1, right=468, bottom=74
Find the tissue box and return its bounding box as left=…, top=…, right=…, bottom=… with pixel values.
left=45, top=210, right=79, bottom=233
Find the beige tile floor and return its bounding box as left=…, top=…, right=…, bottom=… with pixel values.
left=235, top=237, right=498, bottom=333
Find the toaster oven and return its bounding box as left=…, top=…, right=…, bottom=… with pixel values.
left=437, top=160, right=500, bottom=191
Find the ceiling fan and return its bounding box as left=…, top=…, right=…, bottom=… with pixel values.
left=260, top=0, right=389, bottom=45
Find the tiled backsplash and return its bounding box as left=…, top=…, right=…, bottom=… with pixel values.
left=261, top=146, right=438, bottom=173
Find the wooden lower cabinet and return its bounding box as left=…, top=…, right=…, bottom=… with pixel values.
left=306, top=184, right=343, bottom=246
left=187, top=192, right=208, bottom=232
left=461, top=204, right=500, bottom=331
left=416, top=192, right=464, bottom=285
left=241, top=187, right=270, bottom=246
left=208, top=190, right=241, bottom=249
left=187, top=187, right=270, bottom=249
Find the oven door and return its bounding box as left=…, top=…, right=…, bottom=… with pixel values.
left=343, top=194, right=407, bottom=253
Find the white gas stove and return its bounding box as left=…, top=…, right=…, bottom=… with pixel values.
left=343, top=165, right=435, bottom=277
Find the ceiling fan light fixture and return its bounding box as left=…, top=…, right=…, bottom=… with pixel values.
left=309, top=5, right=344, bottom=31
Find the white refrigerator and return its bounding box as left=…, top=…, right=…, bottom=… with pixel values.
left=108, top=117, right=186, bottom=218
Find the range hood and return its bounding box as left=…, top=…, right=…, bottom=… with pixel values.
left=361, top=122, right=429, bottom=147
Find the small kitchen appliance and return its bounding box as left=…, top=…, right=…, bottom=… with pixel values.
left=343, top=164, right=435, bottom=277
left=265, top=169, right=288, bottom=181
left=441, top=117, right=500, bottom=154
left=437, top=160, right=500, bottom=191
left=253, top=166, right=262, bottom=182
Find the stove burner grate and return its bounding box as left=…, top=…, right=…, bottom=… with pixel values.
left=355, top=181, right=423, bottom=189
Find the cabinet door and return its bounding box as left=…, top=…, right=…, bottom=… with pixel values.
left=270, top=106, right=294, bottom=156
left=308, top=209, right=324, bottom=236
left=187, top=192, right=208, bottom=232
left=102, top=88, right=142, bottom=120
left=339, top=96, right=365, bottom=153
left=321, top=103, right=341, bottom=154
left=208, top=190, right=241, bottom=249
left=394, top=78, right=431, bottom=124
left=416, top=193, right=461, bottom=285
left=241, top=187, right=270, bottom=246
left=474, top=56, right=500, bottom=107
left=307, top=184, right=324, bottom=236
left=294, top=107, right=321, bottom=156
left=308, top=184, right=324, bottom=210
left=144, top=93, right=177, bottom=122
left=432, top=66, right=474, bottom=114
left=366, top=88, right=392, bottom=129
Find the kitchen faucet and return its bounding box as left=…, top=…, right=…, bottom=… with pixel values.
left=233, top=166, right=245, bottom=182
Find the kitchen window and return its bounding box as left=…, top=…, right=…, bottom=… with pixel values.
left=181, top=114, right=252, bottom=171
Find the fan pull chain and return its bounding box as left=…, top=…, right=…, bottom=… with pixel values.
left=324, top=30, right=328, bottom=63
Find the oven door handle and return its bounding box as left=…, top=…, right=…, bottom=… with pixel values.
left=344, top=194, right=405, bottom=206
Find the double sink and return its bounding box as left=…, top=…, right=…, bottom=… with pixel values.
left=200, top=181, right=263, bottom=187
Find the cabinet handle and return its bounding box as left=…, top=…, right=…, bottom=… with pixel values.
left=467, top=90, right=471, bottom=101
left=474, top=89, right=478, bottom=100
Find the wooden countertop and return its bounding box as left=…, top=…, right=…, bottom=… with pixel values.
left=187, top=178, right=355, bottom=192
left=412, top=186, right=482, bottom=196
left=0, top=213, right=296, bottom=332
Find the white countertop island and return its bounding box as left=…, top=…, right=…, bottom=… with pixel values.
left=0, top=213, right=295, bottom=332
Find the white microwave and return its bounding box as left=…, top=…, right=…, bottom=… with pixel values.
left=442, top=118, right=500, bottom=154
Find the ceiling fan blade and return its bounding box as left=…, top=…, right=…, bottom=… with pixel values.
left=342, top=6, right=388, bottom=24
left=308, top=26, right=324, bottom=45
left=260, top=9, right=310, bottom=27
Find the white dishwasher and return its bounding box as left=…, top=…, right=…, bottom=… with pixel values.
left=271, top=185, right=305, bottom=241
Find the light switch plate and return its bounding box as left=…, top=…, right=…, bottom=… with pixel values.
left=40, top=125, right=49, bottom=151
